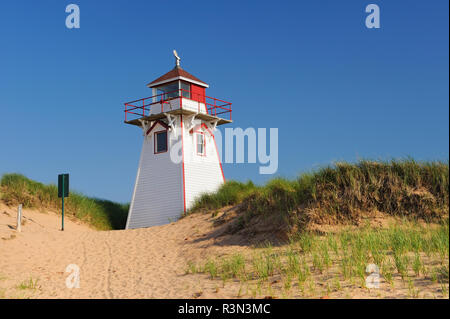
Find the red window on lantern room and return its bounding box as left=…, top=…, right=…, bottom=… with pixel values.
left=190, top=84, right=205, bottom=103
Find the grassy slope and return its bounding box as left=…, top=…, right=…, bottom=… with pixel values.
left=187, top=159, right=449, bottom=298
left=190, top=159, right=449, bottom=235
left=187, top=219, right=449, bottom=298
left=1, top=159, right=448, bottom=232
left=0, top=174, right=128, bottom=230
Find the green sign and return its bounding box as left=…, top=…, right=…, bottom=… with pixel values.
left=58, top=174, right=69, bottom=198
left=58, top=174, right=69, bottom=231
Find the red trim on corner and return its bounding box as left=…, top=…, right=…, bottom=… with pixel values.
left=180, top=114, right=187, bottom=213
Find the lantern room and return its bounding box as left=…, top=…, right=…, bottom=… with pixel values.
left=147, top=65, right=208, bottom=104
left=124, top=55, right=232, bottom=127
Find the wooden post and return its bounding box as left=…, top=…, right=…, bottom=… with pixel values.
left=16, top=204, right=22, bottom=232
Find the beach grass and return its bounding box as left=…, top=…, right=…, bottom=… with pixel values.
left=186, top=219, right=449, bottom=298
left=0, top=173, right=128, bottom=230
left=189, top=159, right=449, bottom=233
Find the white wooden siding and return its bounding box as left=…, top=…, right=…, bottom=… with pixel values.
left=149, top=97, right=206, bottom=116
left=182, top=118, right=224, bottom=210
left=126, top=115, right=224, bottom=229
left=126, top=122, right=184, bottom=229
left=181, top=98, right=207, bottom=114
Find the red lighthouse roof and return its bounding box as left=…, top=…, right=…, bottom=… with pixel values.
left=147, top=66, right=209, bottom=88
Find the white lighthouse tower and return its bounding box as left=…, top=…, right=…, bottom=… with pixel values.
left=124, top=51, right=232, bottom=229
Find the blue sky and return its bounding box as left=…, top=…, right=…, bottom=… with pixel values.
left=0, top=0, right=448, bottom=203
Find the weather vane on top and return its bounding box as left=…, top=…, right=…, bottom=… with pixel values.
left=173, top=50, right=181, bottom=67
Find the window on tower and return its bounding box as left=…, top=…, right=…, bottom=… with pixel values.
left=154, top=130, right=168, bottom=154
left=180, top=81, right=190, bottom=99
left=157, top=82, right=179, bottom=100
left=196, top=133, right=205, bottom=156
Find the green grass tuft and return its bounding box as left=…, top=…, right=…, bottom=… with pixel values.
left=189, top=180, right=256, bottom=212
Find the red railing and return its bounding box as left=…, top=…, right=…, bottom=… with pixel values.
left=124, top=89, right=232, bottom=122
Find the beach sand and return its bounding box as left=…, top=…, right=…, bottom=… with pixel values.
left=0, top=203, right=447, bottom=299
left=0, top=203, right=250, bottom=298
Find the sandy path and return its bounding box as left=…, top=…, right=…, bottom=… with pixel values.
left=0, top=203, right=247, bottom=298
left=2, top=204, right=446, bottom=299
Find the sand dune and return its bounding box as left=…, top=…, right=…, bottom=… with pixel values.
left=0, top=203, right=250, bottom=298
left=1, top=203, right=447, bottom=299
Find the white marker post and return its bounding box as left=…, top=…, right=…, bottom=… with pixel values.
left=16, top=204, right=22, bottom=232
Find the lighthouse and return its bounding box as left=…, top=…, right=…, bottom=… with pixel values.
left=124, top=51, right=232, bottom=229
